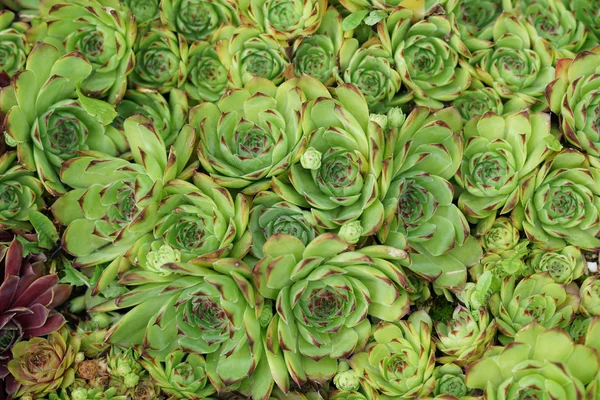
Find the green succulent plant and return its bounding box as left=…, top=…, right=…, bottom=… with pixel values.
left=581, top=277, right=600, bottom=317
left=0, top=10, right=29, bottom=77
left=183, top=40, right=228, bottom=103
left=528, top=245, right=585, bottom=284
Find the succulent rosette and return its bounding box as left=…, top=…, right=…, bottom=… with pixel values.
left=528, top=245, right=585, bottom=284
left=547, top=47, right=600, bottom=158
left=0, top=152, right=44, bottom=229
left=243, top=0, right=326, bottom=41
left=572, top=0, right=600, bottom=42
left=378, top=106, right=482, bottom=290
left=478, top=217, right=520, bottom=254
left=289, top=7, right=343, bottom=85
left=337, top=0, right=437, bottom=12
left=3, top=42, right=126, bottom=196
left=513, top=149, right=600, bottom=251
left=33, top=0, right=136, bottom=104
left=466, top=323, right=600, bottom=400
left=466, top=12, right=555, bottom=109
left=159, top=0, right=240, bottom=42
left=130, top=26, right=187, bottom=93
left=109, top=88, right=188, bottom=146
left=379, top=8, right=471, bottom=109
left=192, top=76, right=318, bottom=195
left=338, top=38, right=404, bottom=112
left=489, top=272, right=579, bottom=343
left=455, top=110, right=558, bottom=221
left=123, top=0, right=160, bottom=25
left=450, top=0, right=501, bottom=51
left=273, top=85, right=385, bottom=237
left=581, top=277, right=600, bottom=317
left=184, top=40, right=228, bottom=102
left=505, top=0, right=589, bottom=58
left=0, top=10, right=28, bottom=77
left=432, top=364, right=469, bottom=398
left=51, top=115, right=197, bottom=267
left=350, top=310, right=435, bottom=398
left=249, top=191, right=320, bottom=259
left=0, top=240, right=71, bottom=379
left=434, top=305, right=497, bottom=366
left=254, top=233, right=412, bottom=387
left=217, top=25, right=288, bottom=88
left=452, top=86, right=504, bottom=121
left=7, top=326, right=80, bottom=397
left=140, top=350, right=216, bottom=399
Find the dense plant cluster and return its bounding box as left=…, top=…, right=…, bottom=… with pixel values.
left=2, top=0, right=600, bottom=399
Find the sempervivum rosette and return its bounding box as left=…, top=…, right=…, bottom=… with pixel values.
left=243, top=0, right=326, bottom=41
left=466, top=12, right=555, bottom=110
left=253, top=233, right=412, bottom=390
left=159, top=0, right=240, bottom=42
left=513, top=149, right=600, bottom=251
left=572, top=0, right=600, bottom=42
left=350, top=311, right=435, bottom=398
left=547, top=47, right=600, bottom=158
left=477, top=216, right=521, bottom=254
left=0, top=152, right=44, bottom=229
left=490, top=272, right=579, bottom=343
left=454, top=110, right=558, bottom=222
left=0, top=240, right=71, bottom=381
left=337, top=37, right=404, bottom=112
left=466, top=323, right=600, bottom=399
left=123, top=0, right=160, bottom=25
left=528, top=245, right=585, bottom=284
left=191, top=76, right=319, bottom=195
left=33, top=0, right=136, bottom=104
left=452, top=85, right=504, bottom=121
left=0, top=10, right=28, bottom=77
left=449, top=0, right=501, bottom=51
left=504, top=0, right=589, bottom=58
left=289, top=7, right=343, bottom=85
left=379, top=7, right=471, bottom=109
left=50, top=115, right=198, bottom=267
left=3, top=43, right=126, bottom=196
left=184, top=40, right=228, bottom=102
left=129, top=26, right=188, bottom=93
left=217, top=25, right=288, bottom=88
left=272, top=84, right=385, bottom=239
left=102, top=259, right=268, bottom=398
left=378, top=107, right=482, bottom=291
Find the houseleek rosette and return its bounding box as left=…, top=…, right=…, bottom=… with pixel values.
left=338, top=38, right=404, bottom=112
left=0, top=152, right=44, bottom=229
left=254, top=233, right=412, bottom=387
left=453, top=86, right=504, bottom=121
left=289, top=7, right=343, bottom=85
left=451, top=0, right=501, bottom=51
left=572, top=0, right=600, bottom=41
left=273, top=85, right=385, bottom=237
left=547, top=47, right=600, bottom=158
left=581, top=277, right=600, bottom=317
left=433, top=364, right=469, bottom=398
left=51, top=115, right=197, bottom=267
left=192, top=76, right=319, bottom=195
left=123, top=0, right=159, bottom=25
left=217, top=25, right=288, bottom=88
left=4, top=43, right=125, bottom=196
left=7, top=327, right=80, bottom=398
left=478, top=217, right=520, bottom=254
left=109, top=88, right=188, bottom=146
left=434, top=305, right=497, bottom=366
left=455, top=110, right=557, bottom=221
left=243, top=0, right=326, bottom=41
left=104, top=260, right=263, bottom=394
left=467, top=12, right=555, bottom=110
left=514, top=149, right=600, bottom=250
left=471, top=241, right=531, bottom=292
left=489, top=272, right=579, bottom=343
left=184, top=40, right=228, bottom=102
left=379, top=107, right=481, bottom=290
left=160, top=0, right=239, bottom=41
left=505, top=0, right=589, bottom=58
left=140, top=350, right=216, bottom=399
left=379, top=8, right=471, bottom=109
left=528, top=246, right=584, bottom=284
left=0, top=10, right=28, bottom=77
left=130, top=26, right=187, bottom=93
left=350, top=310, right=435, bottom=398
left=34, top=0, right=136, bottom=104
left=466, top=323, right=600, bottom=400
left=249, top=191, right=319, bottom=259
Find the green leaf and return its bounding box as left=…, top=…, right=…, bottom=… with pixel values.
left=15, top=236, right=42, bottom=257
left=77, top=88, right=117, bottom=125
left=364, top=10, right=387, bottom=26
left=29, top=211, right=59, bottom=250
left=342, top=10, right=369, bottom=31
left=60, top=263, right=91, bottom=287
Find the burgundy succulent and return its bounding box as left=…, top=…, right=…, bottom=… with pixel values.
left=0, top=239, right=71, bottom=379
